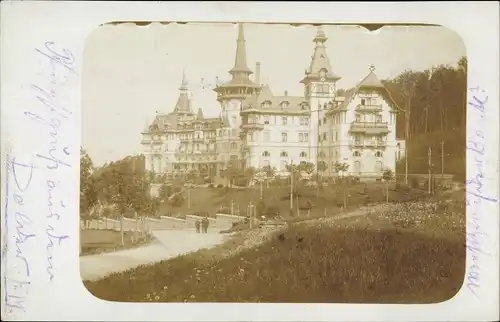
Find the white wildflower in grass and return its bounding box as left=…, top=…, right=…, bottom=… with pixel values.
left=190, top=294, right=196, bottom=299
left=163, top=285, right=168, bottom=290
left=155, top=295, right=160, bottom=301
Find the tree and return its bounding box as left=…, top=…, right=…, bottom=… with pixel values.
left=382, top=168, right=394, bottom=204
left=316, top=160, right=327, bottom=183
left=262, top=165, right=276, bottom=187
left=334, top=161, right=350, bottom=210
left=80, top=147, right=98, bottom=229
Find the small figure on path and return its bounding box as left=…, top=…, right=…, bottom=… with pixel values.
left=202, top=216, right=209, bottom=233
left=195, top=219, right=201, bottom=233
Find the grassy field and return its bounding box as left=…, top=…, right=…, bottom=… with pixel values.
left=80, top=229, right=152, bottom=256
left=158, top=182, right=429, bottom=218
left=84, top=189, right=465, bottom=303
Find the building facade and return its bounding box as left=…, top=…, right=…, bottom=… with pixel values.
left=141, top=24, right=406, bottom=180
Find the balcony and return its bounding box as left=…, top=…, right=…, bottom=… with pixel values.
left=241, top=122, right=264, bottom=130
left=349, top=121, right=389, bottom=135
left=349, top=140, right=386, bottom=148
left=356, top=104, right=383, bottom=112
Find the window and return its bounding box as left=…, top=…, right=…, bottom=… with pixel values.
left=196, top=144, right=199, bottom=150
left=319, top=151, right=326, bottom=158
left=318, top=119, right=322, bottom=126
left=262, top=151, right=270, bottom=157
left=264, top=131, right=270, bottom=141
left=300, top=152, right=307, bottom=158
left=281, top=116, right=288, bottom=125
left=355, top=113, right=361, bottom=122
left=353, top=151, right=361, bottom=157
left=264, top=116, right=270, bottom=124
left=299, top=133, right=304, bottom=142
left=231, top=142, right=237, bottom=150
left=230, top=155, right=238, bottom=160
left=281, top=102, right=289, bottom=109
left=323, top=117, right=327, bottom=124
left=361, top=98, right=366, bottom=105
left=316, top=84, right=329, bottom=94
left=282, top=132, right=288, bottom=142
left=375, top=151, right=383, bottom=157
left=323, top=133, right=327, bottom=140
left=262, top=101, right=271, bottom=109
left=376, top=161, right=383, bottom=173
left=376, top=115, right=382, bottom=122
left=304, top=133, right=309, bottom=141
left=280, top=151, right=288, bottom=157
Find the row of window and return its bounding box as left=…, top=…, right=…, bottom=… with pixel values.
left=353, top=151, right=384, bottom=157
left=262, top=151, right=308, bottom=158
left=250, top=115, right=310, bottom=126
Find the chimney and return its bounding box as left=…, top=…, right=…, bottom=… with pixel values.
left=255, top=62, right=261, bottom=85
left=284, top=90, right=288, bottom=96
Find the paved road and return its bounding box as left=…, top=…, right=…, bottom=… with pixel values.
left=80, top=230, right=228, bottom=281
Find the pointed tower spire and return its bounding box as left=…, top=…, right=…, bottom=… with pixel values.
left=173, top=70, right=192, bottom=114
left=229, top=23, right=253, bottom=78
left=196, top=108, right=204, bottom=120
left=179, top=68, right=188, bottom=91
left=301, top=25, right=341, bottom=83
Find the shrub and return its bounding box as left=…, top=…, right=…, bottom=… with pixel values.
left=208, top=183, right=214, bottom=188
left=217, top=184, right=224, bottom=189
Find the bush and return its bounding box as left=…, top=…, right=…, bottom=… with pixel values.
left=265, top=205, right=280, bottom=217
left=208, top=183, right=214, bottom=188
left=217, top=184, right=224, bottom=189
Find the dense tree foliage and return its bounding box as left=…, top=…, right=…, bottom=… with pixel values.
left=80, top=152, right=157, bottom=218
left=383, top=57, right=467, bottom=180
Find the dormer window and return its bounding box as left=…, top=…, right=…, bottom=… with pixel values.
left=262, top=151, right=270, bottom=157
left=280, top=101, right=289, bottom=110
left=262, top=100, right=271, bottom=109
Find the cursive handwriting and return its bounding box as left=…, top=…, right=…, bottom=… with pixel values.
left=2, top=152, right=35, bottom=314
left=465, top=87, right=498, bottom=298
left=45, top=225, right=69, bottom=282
left=30, top=42, right=76, bottom=282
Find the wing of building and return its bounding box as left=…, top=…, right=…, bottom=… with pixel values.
left=141, top=24, right=406, bottom=181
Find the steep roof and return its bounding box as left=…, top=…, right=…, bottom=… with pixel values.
left=173, top=70, right=193, bottom=114
left=327, top=66, right=403, bottom=114
left=301, top=26, right=341, bottom=83
left=229, top=23, right=253, bottom=75
left=241, top=85, right=309, bottom=114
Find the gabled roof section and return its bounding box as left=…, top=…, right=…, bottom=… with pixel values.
left=358, top=66, right=385, bottom=89
left=327, top=65, right=404, bottom=114
left=240, top=85, right=309, bottom=114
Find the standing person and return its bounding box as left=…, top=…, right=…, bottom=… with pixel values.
left=195, top=219, right=201, bottom=233
left=202, top=216, right=209, bottom=233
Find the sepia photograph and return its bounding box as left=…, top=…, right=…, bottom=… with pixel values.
left=80, top=22, right=467, bottom=303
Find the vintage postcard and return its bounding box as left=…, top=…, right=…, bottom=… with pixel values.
left=1, top=1, right=499, bottom=321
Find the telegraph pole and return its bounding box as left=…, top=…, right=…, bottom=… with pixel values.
left=428, top=146, right=432, bottom=195
left=440, top=140, right=444, bottom=177
left=290, top=161, right=294, bottom=213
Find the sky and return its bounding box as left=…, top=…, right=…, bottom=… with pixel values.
left=82, top=22, right=465, bottom=166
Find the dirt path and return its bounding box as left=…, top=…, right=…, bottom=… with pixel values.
left=80, top=230, right=229, bottom=281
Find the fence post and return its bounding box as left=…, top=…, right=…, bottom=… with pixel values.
left=120, top=216, right=124, bottom=246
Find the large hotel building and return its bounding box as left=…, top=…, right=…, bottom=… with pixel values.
left=141, top=24, right=406, bottom=181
